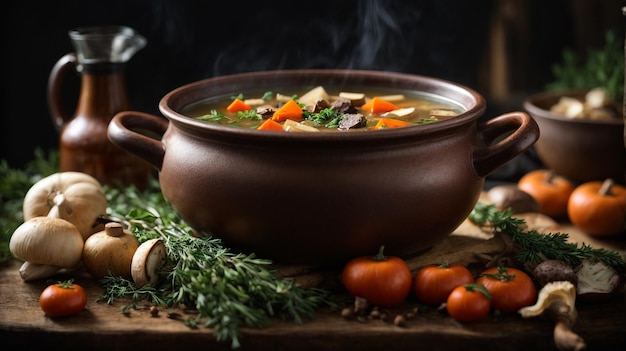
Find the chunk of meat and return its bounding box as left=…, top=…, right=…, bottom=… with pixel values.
left=338, top=113, right=366, bottom=130
left=331, top=97, right=357, bottom=114
left=256, top=105, right=277, bottom=119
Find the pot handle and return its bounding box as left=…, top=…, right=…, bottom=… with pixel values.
left=107, top=111, right=169, bottom=171
left=473, top=112, right=539, bottom=178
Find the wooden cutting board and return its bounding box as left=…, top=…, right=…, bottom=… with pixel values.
left=1, top=215, right=625, bottom=351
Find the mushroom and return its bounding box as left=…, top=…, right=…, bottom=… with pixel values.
left=532, top=260, right=578, bottom=288
left=82, top=222, right=140, bottom=279
left=519, top=281, right=586, bottom=351
left=9, top=216, right=84, bottom=281
left=575, top=259, right=623, bottom=303
left=22, top=171, right=108, bottom=240
left=131, top=238, right=168, bottom=287
left=487, top=185, right=540, bottom=214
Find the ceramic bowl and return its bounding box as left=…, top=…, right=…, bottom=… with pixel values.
left=108, top=69, right=539, bottom=265
left=523, top=90, right=625, bottom=184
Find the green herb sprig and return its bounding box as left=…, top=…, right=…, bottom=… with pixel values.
left=0, top=149, right=58, bottom=264
left=101, top=181, right=336, bottom=349
left=469, top=202, right=625, bottom=272
left=547, top=30, right=624, bottom=102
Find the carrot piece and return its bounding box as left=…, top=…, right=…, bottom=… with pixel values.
left=271, top=99, right=304, bottom=122
left=373, top=117, right=411, bottom=130
left=361, top=97, right=400, bottom=114
left=257, top=118, right=285, bottom=131
left=226, top=98, right=252, bottom=113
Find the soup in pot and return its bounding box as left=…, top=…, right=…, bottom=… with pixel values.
left=183, top=85, right=463, bottom=132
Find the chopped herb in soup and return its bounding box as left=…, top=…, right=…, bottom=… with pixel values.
left=184, top=86, right=462, bottom=132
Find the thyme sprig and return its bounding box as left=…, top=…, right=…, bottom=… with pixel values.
left=469, top=202, right=625, bottom=272
left=101, top=181, right=336, bottom=349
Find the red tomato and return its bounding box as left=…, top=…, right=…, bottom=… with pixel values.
left=413, top=263, right=475, bottom=305
left=475, top=266, right=537, bottom=313
left=39, top=279, right=87, bottom=317
left=341, top=246, right=412, bottom=308
left=446, top=283, right=491, bottom=322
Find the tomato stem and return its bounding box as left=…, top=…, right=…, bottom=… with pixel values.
left=58, top=279, right=76, bottom=289
left=372, top=245, right=388, bottom=261
left=598, top=178, right=614, bottom=196
left=463, top=283, right=492, bottom=300
left=478, top=266, right=516, bottom=282
left=543, top=170, right=556, bottom=184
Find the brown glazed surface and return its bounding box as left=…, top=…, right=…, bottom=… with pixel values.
left=524, top=90, right=626, bottom=185
left=108, top=69, right=539, bottom=265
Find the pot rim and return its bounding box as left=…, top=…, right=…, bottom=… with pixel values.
left=157, top=69, right=487, bottom=141
left=523, top=89, right=624, bottom=126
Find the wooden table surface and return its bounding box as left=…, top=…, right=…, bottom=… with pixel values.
left=1, top=215, right=625, bottom=351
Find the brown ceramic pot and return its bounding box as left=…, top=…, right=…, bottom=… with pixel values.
left=523, top=90, right=626, bottom=185
left=108, top=69, right=539, bottom=265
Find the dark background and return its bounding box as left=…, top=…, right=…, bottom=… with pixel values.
left=1, top=0, right=624, bottom=184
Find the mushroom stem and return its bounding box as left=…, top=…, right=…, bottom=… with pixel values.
left=548, top=300, right=586, bottom=351
left=48, top=192, right=72, bottom=218
left=19, top=261, right=63, bottom=282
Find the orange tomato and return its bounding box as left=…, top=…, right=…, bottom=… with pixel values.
left=39, top=279, right=87, bottom=317
left=517, top=169, right=574, bottom=218
left=446, top=284, right=492, bottom=322
left=341, top=246, right=412, bottom=308
left=412, top=263, right=475, bottom=305
left=475, top=266, right=536, bottom=313
left=567, top=178, right=626, bottom=237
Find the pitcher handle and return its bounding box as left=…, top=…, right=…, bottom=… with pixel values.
left=107, top=111, right=169, bottom=171
left=47, top=53, right=78, bottom=131
left=473, top=112, right=539, bottom=178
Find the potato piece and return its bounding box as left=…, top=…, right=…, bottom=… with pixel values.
left=283, top=119, right=320, bottom=132
left=376, top=94, right=405, bottom=102
left=383, top=107, right=415, bottom=118
left=298, top=86, right=329, bottom=106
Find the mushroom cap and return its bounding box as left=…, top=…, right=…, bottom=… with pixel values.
left=23, top=171, right=107, bottom=240
left=82, top=222, right=140, bottom=279
left=9, top=217, right=84, bottom=268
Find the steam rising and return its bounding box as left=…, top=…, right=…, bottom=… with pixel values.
left=209, top=0, right=421, bottom=75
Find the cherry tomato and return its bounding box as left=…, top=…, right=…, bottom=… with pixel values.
left=446, top=283, right=491, bottom=322
left=475, top=266, right=537, bottom=313
left=39, top=279, right=87, bottom=317
left=567, top=179, right=626, bottom=237
left=341, top=246, right=412, bottom=308
left=413, top=263, right=475, bottom=305
left=517, top=169, right=574, bottom=218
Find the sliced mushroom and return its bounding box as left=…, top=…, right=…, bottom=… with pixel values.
left=575, top=259, right=623, bottom=302
left=131, top=238, right=168, bottom=287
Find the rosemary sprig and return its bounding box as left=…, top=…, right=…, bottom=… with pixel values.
left=101, top=182, right=337, bottom=349
left=469, top=202, right=626, bottom=272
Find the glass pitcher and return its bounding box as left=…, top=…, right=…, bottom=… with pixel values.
left=48, top=25, right=152, bottom=189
